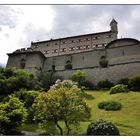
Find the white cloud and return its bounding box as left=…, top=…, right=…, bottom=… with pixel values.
left=0, top=5, right=55, bottom=65
left=0, top=5, right=140, bottom=66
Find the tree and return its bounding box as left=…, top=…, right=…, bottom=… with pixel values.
left=70, top=71, right=86, bottom=89
left=0, top=95, right=27, bottom=135
left=13, top=89, right=41, bottom=123
left=0, top=68, right=40, bottom=98
left=33, top=80, right=91, bottom=135
left=39, top=71, right=61, bottom=91
left=128, top=74, right=140, bottom=91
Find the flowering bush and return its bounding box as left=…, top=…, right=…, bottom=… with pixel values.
left=109, top=84, right=129, bottom=94
left=87, top=119, right=120, bottom=135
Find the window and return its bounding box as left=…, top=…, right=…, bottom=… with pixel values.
left=85, top=45, right=90, bottom=49
left=55, top=42, right=58, bottom=45
left=99, top=56, right=108, bottom=68
left=97, top=44, right=103, bottom=48
left=106, top=34, right=112, bottom=38
left=63, top=41, right=67, bottom=44
left=44, top=50, right=49, bottom=54
left=65, top=60, right=72, bottom=70
left=69, top=47, right=75, bottom=51
left=92, top=44, right=97, bottom=49
left=78, top=39, right=82, bottom=42
left=93, top=36, right=99, bottom=40
left=60, top=48, right=66, bottom=52
left=52, top=49, right=58, bottom=53
left=71, top=40, right=75, bottom=43
left=76, top=46, right=82, bottom=50
left=20, top=59, right=26, bottom=69
left=86, top=38, right=90, bottom=41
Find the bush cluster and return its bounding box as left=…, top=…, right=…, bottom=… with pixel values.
left=13, top=89, right=41, bottom=123
left=81, top=81, right=95, bottom=90
left=97, top=80, right=114, bottom=89
left=117, top=78, right=129, bottom=85
left=0, top=95, right=27, bottom=135
left=87, top=119, right=120, bottom=135
left=128, top=74, right=140, bottom=91
left=0, top=68, right=40, bottom=97
left=39, top=71, right=61, bottom=91
left=109, top=84, right=129, bottom=94
left=98, top=101, right=122, bottom=111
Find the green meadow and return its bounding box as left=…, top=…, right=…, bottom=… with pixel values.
left=22, top=90, right=140, bottom=136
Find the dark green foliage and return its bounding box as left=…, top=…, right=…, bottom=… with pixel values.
left=13, top=89, right=41, bottom=123
left=128, top=74, right=140, bottom=91
left=70, top=70, right=86, bottom=88
left=97, top=79, right=114, bottom=89
left=98, top=101, right=122, bottom=111
left=39, top=71, right=61, bottom=91
left=14, top=89, right=40, bottom=108
left=110, top=84, right=129, bottom=94
left=0, top=68, right=40, bottom=97
left=33, top=80, right=91, bottom=135
left=117, top=78, right=129, bottom=85
left=0, top=95, right=27, bottom=135
left=81, top=81, right=95, bottom=90
left=87, top=119, right=120, bottom=135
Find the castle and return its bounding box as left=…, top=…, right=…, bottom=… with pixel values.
left=6, top=19, right=140, bottom=83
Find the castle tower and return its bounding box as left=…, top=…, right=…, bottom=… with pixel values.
left=110, top=18, right=118, bottom=33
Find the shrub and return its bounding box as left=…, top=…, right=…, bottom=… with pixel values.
left=87, top=119, right=120, bottom=136
left=13, top=89, right=41, bottom=123
left=128, top=74, right=140, bottom=91
left=98, top=101, right=122, bottom=111
left=70, top=70, right=86, bottom=88
left=0, top=68, right=40, bottom=97
left=0, top=95, right=27, bottom=135
left=110, top=84, right=129, bottom=94
left=39, top=71, right=61, bottom=91
left=81, top=81, right=95, bottom=90
left=117, top=78, right=129, bottom=85
left=97, top=80, right=113, bottom=89
left=98, top=101, right=109, bottom=109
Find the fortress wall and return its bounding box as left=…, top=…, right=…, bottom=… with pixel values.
left=55, top=62, right=140, bottom=84
left=7, top=54, right=22, bottom=68
left=42, top=49, right=107, bottom=71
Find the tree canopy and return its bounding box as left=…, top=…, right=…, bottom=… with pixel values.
left=33, top=80, right=91, bottom=135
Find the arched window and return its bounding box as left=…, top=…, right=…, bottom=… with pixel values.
left=65, top=60, right=72, bottom=70
left=99, top=56, right=108, bottom=68
left=20, top=59, right=26, bottom=69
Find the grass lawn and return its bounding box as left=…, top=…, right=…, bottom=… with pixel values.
left=21, top=90, right=140, bottom=136
left=79, top=90, right=140, bottom=136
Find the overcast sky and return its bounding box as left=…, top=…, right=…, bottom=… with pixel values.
left=0, top=5, right=140, bottom=66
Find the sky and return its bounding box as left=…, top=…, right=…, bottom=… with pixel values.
left=0, top=5, right=140, bottom=66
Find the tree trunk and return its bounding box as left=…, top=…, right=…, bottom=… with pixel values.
left=55, top=121, right=63, bottom=136
left=65, top=120, right=71, bottom=135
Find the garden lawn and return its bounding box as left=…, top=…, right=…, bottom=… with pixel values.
left=21, top=90, right=140, bottom=136
left=79, top=90, right=140, bottom=136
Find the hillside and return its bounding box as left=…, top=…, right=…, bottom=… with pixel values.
left=79, top=90, right=140, bottom=136
left=22, top=90, right=140, bottom=136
